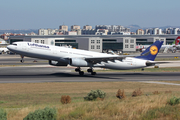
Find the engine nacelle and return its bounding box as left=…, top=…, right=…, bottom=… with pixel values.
left=49, top=60, right=68, bottom=66
left=69, top=58, right=88, bottom=67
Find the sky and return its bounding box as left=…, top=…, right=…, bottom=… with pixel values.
left=0, top=0, right=180, bottom=29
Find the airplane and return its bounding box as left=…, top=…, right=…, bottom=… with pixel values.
left=0, top=47, right=9, bottom=53
left=137, top=36, right=180, bottom=52
left=7, top=40, right=163, bottom=75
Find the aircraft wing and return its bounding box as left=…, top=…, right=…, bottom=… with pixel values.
left=85, top=55, right=169, bottom=65
left=84, top=55, right=135, bottom=64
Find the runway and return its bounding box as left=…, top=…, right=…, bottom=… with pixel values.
left=0, top=66, right=180, bottom=83
left=0, top=54, right=48, bottom=65
left=0, top=52, right=180, bottom=65
left=0, top=54, right=180, bottom=83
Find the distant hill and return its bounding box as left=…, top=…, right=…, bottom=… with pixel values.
left=126, top=25, right=180, bottom=32
left=0, top=29, right=38, bottom=35
left=126, top=25, right=142, bottom=32
left=159, top=26, right=180, bottom=30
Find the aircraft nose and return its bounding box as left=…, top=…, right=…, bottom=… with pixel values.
left=7, top=45, right=13, bottom=50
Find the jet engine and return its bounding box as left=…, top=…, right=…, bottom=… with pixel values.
left=69, top=58, right=89, bottom=67
left=49, top=60, right=68, bottom=66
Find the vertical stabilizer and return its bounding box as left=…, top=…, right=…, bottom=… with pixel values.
left=136, top=40, right=163, bottom=61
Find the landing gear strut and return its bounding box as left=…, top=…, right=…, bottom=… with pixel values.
left=20, top=55, right=24, bottom=63
left=87, top=68, right=96, bottom=75
left=75, top=67, right=84, bottom=75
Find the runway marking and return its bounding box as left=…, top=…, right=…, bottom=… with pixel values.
left=140, top=81, right=180, bottom=86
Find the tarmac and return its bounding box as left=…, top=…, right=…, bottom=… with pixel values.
left=0, top=54, right=180, bottom=85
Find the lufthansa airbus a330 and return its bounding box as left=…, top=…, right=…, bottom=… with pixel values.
left=7, top=40, right=163, bottom=75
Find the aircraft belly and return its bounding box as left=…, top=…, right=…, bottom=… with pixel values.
left=103, top=61, right=146, bottom=70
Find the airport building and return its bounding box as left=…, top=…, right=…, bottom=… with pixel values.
left=9, top=35, right=178, bottom=53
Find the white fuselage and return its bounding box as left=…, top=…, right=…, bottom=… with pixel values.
left=7, top=42, right=149, bottom=70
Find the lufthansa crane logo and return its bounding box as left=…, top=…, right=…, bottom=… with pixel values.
left=150, top=45, right=158, bottom=55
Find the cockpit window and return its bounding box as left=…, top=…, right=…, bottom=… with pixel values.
left=12, top=44, right=17, bottom=46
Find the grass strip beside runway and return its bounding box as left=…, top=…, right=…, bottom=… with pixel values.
left=0, top=82, right=179, bottom=119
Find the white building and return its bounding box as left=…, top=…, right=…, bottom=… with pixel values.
left=153, top=28, right=162, bottom=35
left=83, top=25, right=92, bottom=30
left=38, top=29, right=58, bottom=35
left=38, top=29, right=48, bottom=35
left=66, top=31, right=77, bottom=35
left=71, top=25, right=81, bottom=31
left=59, top=25, right=68, bottom=32
left=136, top=29, right=144, bottom=35
left=95, top=29, right=108, bottom=35
left=96, top=25, right=130, bottom=35
left=173, top=28, right=179, bottom=34
left=163, top=28, right=180, bottom=34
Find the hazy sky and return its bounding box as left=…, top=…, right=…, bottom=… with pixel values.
left=0, top=0, right=179, bottom=29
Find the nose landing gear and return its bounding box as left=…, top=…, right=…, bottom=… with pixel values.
left=20, top=55, right=24, bottom=63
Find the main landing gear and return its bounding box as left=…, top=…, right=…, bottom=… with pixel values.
left=75, top=67, right=84, bottom=75
left=20, top=55, right=24, bottom=63
left=75, top=67, right=96, bottom=75
left=87, top=68, right=96, bottom=75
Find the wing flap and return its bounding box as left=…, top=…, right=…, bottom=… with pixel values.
left=85, top=55, right=133, bottom=64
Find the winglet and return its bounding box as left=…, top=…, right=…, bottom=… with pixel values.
left=135, top=40, right=163, bottom=61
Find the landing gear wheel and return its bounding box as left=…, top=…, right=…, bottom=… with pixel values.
left=20, top=55, right=24, bottom=63
left=75, top=67, right=80, bottom=72
left=91, top=72, right=96, bottom=75
left=79, top=71, right=84, bottom=76
left=87, top=68, right=97, bottom=75
left=20, top=59, right=24, bottom=63
left=87, top=69, right=93, bottom=72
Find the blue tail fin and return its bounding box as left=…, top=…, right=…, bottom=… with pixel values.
left=135, top=40, right=163, bottom=61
